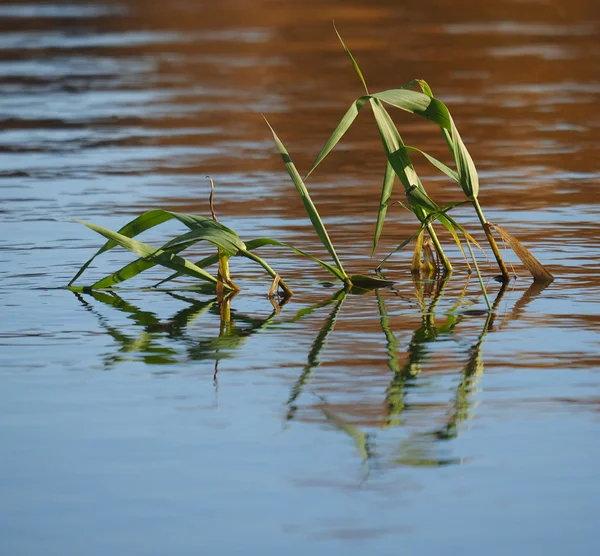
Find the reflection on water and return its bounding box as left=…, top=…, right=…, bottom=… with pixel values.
left=74, top=289, right=282, bottom=369
left=69, top=279, right=554, bottom=471
left=285, top=278, right=553, bottom=468
left=1, top=0, right=600, bottom=554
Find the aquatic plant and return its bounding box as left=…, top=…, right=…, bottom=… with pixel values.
left=70, top=28, right=552, bottom=304
left=265, top=119, right=395, bottom=291
left=304, top=25, right=553, bottom=285
left=68, top=181, right=298, bottom=297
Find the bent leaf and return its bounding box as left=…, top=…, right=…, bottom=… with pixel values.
left=373, top=161, right=396, bottom=254
left=160, top=225, right=246, bottom=256
left=265, top=119, right=349, bottom=282
left=69, top=209, right=175, bottom=286
left=405, top=146, right=459, bottom=184
left=244, top=237, right=346, bottom=282
left=75, top=220, right=222, bottom=289
left=305, top=97, right=369, bottom=178
left=92, top=241, right=192, bottom=289
left=488, top=223, right=554, bottom=283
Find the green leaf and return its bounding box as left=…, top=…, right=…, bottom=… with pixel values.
left=373, top=161, right=395, bottom=255
left=377, top=225, right=427, bottom=269
left=153, top=253, right=219, bottom=288
left=244, top=237, right=347, bottom=282
left=369, top=99, right=421, bottom=191
left=305, top=97, right=368, bottom=178
left=71, top=209, right=245, bottom=286
left=370, top=88, right=452, bottom=129
left=333, top=22, right=369, bottom=94
left=373, top=81, right=479, bottom=198
left=264, top=119, right=349, bottom=282
left=91, top=241, right=192, bottom=289
left=405, top=146, right=459, bottom=183
left=76, top=220, right=222, bottom=289
left=450, top=118, right=479, bottom=198
left=168, top=213, right=246, bottom=254
left=160, top=223, right=246, bottom=256
left=69, top=209, right=175, bottom=286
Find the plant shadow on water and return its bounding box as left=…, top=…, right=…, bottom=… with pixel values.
left=284, top=278, right=552, bottom=477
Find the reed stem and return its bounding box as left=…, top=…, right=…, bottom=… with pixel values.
left=426, top=223, right=452, bottom=274
left=471, top=197, right=510, bottom=282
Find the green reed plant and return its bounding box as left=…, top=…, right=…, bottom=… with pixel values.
left=265, top=118, right=395, bottom=291
left=307, top=26, right=553, bottom=285
left=69, top=184, right=296, bottom=297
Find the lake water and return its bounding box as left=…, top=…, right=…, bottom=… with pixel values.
left=1, top=1, right=599, bottom=554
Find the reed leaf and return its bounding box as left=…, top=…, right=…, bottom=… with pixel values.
left=487, top=223, right=554, bottom=283
left=243, top=237, right=346, bottom=282
left=333, top=22, right=368, bottom=95
left=264, top=118, right=350, bottom=284
left=372, top=161, right=396, bottom=254
left=405, top=146, right=460, bottom=184
left=305, top=99, right=368, bottom=178
left=69, top=209, right=174, bottom=286
left=71, top=209, right=245, bottom=286
left=373, top=85, right=479, bottom=199
left=75, top=220, right=223, bottom=288
left=158, top=224, right=246, bottom=255
left=91, top=242, right=195, bottom=289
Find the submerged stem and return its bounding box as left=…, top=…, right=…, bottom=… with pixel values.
left=472, top=197, right=510, bottom=282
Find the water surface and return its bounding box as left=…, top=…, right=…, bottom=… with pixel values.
left=1, top=1, right=599, bottom=554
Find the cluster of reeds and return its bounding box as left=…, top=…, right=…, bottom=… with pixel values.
left=69, top=28, right=553, bottom=310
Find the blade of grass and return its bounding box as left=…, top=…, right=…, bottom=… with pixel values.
left=264, top=118, right=350, bottom=284
left=91, top=241, right=193, bottom=289
left=71, top=209, right=245, bottom=285
left=75, top=220, right=224, bottom=289
left=69, top=209, right=175, bottom=286
left=373, top=161, right=395, bottom=255
left=306, top=98, right=369, bottom=179
left=84, top=221, right=243, bottom=290
left=244, top=237, right=346, bottom=282
left=405, top=146, right=459, bottom=183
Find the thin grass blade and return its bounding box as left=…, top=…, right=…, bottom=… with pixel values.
left=244, top=237, right=346, bottom=282
left=372, top=161, right=395, bottom=255
left=92, top=241, right=192, bottom=289
left=69, top=210, right=176, bottom=285
left=76, top=220, right=221, bottom=288
left=333, top=22, right=369, bottom=94
left=154, top=253, right=219, bottom=287
left=160, top=225, right=245, bottom=256
left=405, top=146, right=459, bottom=184
left=377, top=224, right=427, bottom=270
left=264, top=119, right=349, bottom=282
left=305, top=97, right=368, bottom=178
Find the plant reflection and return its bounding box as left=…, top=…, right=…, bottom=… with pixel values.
left=285, top=289, right=347, bottom=420
left=380, top=274, right=462, bottom=427
left=73, top=289, right=283, bottom=370
left=287, top=279, right=551, bottom=470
